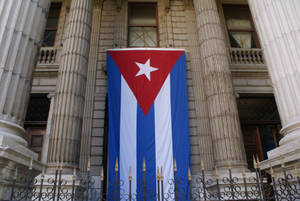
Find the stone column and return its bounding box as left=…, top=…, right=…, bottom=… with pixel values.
left=185, top=8, right=215, bottom=171
left=79, top=0, right=103, bottom=173
left=248, top=0, right=300, bottom=161
left=41, top=93, right=56, bottom=164
left=0, top=0, right=50, bottom=199
left=193, top=0, right=247, bottom=169
left=48, top=0, right=93, bottom=172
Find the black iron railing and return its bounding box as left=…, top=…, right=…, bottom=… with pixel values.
left=7, top=157, right=300, bottom=201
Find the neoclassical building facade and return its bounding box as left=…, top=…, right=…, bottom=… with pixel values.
left=0, top=0, right=300, bottom=196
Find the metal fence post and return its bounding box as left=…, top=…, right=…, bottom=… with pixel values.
left=57, top=163, right=63, bottom=201
left=10, top=167, right=17, bottom=201
left=25, top=165, right=32, bottom=201
left=129, top=167, right=132, bottom=201
left=53, top=162, right=59, bottom=201
left=71, top=168, right=76, bottom=201
left=38, top=167, right=45, bottom=201
left=281, top=158, right=292, bottom=201
left=215, top=168, right=221, bottom=200
left=174, top=159, right=178, bottom=201
left=161, top=167, right=164, bottom=201
left=200, top=160, right=206, bottom=201
left=157, top=168, right=160, bottom=201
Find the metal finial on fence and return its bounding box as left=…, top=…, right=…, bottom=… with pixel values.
left=160, top=166, right=163, bottom=180
left=270, top=165, right=274, bottom=177
left=56, top=160, right=59, bottom=170
left=143, top=158, right=146, bottom=172
left=253, top=155, right=257, bottom=169
left=41, top=166, right=45, bottom=178
left=60, top=161, right=63, bottom=170
left=129, top=167, right=132, bottom=181
left=227, top=158, right=231, bottom=170
left=73, top=167, right=76, bottom=180
left=188, top=168, right=192, bottom=181
left=256, top=155, right=261, bottom=169
left=14, top=167, right=18, bottom=179
left=100, top=167, right=104, bottom=181
left=242, top=167, right=246, bottom=178
left=295, top=165, right=299, bottom=177
left=200, top=159, right=204, bottom=171
left=213, top=167, right=218, bottom=180
left=174, top=158, right=177, bottom=172
left=280, top=156, right=285, bottom=168
left=157, top=167, right=160, bottom=181
left=29, top=158, right=33, bottom=170
left=115, top=157, right=119, bottom=172
left=87, top=158, right=91, bottom=172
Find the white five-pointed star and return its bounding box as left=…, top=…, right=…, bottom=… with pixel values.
left=135, top=59, right=158, bottom=81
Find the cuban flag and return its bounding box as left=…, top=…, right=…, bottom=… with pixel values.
left=107, top=48, right=190, bottom=200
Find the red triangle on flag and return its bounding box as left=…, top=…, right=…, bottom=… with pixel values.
left=108, top=49, right=184, bottom=115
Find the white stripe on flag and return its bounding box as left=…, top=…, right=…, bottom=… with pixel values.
left=120, top=76, right=137, bottom=197
left=155, top=75, right=174, bottom=197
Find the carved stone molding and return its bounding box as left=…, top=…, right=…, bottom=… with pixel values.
left=116, top=0, right=122, bottom=11
left=163, top=0, right=170, bottom=12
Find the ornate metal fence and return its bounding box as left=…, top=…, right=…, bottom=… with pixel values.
left=8, top=158, right=300, bottom=201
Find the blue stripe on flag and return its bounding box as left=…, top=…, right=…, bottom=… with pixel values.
left=170, top=53, right=190, bottom=200
left=137, top=105, right=157, bottom=200
left=107, top=54, right=121, bottom=200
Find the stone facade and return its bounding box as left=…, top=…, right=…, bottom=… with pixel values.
left=28, top=0, right=272, bottom=175
left=1, top=0, right=299, bottom=197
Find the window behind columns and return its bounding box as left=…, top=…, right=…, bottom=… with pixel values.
left=128, top=3, right=158, bottom=47
left=24, top=94, right=50, bottom=160
left=223, top=5, right=260, bottom=48
left=42, top=3, right=62, bottom=47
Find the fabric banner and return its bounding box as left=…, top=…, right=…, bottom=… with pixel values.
left=107, top=48, right=190, bottom=200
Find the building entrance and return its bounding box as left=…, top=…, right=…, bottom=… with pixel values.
left=237, top=94, right=281, bottom=169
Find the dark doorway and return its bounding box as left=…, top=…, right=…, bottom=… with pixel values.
left=237, top=94, right=281, bottom=169
left=24, top=94, right=50, bottom=160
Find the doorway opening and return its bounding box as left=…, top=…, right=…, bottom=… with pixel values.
left=237, top=94, right=281, bottom=169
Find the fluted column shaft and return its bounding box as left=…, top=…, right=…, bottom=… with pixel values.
left=48, top=0, right=93, bottom=169
left=193, top=0, right=247, bottom=169
left=41, top=93, right=56, bottom=164
left=185, top=9, right=214, bottom=170
left=0, top=0, right=50, bottom=146
left=79, top=0, right=103, bottom=172
left=249, top=0, right=300, bottom=155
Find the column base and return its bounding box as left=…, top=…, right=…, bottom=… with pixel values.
left=0, top=135, right=41, bottom=200
left=261, top=144, right=300, bottom=171
left=257, top=119, right=300, bottom=173
left=279, top=120, right=300, bottom=146
left=215, top=159, right=248, bottom=170
left=0, top=120, right=28, bottom=146
left=268, top=138, right=300, bottom=160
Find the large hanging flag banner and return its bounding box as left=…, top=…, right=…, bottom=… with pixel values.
left=107, top=48, right=190, bottom=200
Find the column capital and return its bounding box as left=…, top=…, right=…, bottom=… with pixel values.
left=47, top=93, right=56, bottom=99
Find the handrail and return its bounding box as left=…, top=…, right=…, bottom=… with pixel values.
left=230, top=48, right=265, bottom=65
left=37, top=47, right=62, bottom=65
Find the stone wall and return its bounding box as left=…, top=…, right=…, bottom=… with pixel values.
left=90, top=0, right=119, bottom=175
